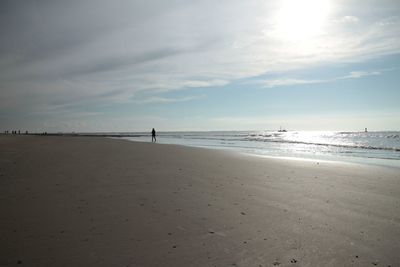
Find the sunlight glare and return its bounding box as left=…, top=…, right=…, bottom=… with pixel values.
left=274, top=0, right=331, bottom=41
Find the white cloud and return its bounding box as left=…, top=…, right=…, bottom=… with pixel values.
left=0, top=0, right=400, bottom=127
left=335, top=16, right=359, bottom=23
left=379, top=16, right=398, bottom=26
left=134, top=95, right=204, bottom=104
left=260, top=78, right=324, bottom=88
left=253, top=69, right=385, bottom=88
left=339, top=70, right=381, bottom=79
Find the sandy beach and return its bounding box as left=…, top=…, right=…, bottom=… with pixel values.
left=0, top=135, right=399, bottom=267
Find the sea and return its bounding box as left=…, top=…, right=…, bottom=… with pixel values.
left=110, top=131, right=400, bottom=168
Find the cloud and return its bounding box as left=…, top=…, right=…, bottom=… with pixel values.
left=0, top=0, right=400, bottom=123
left=259, top=78, right=324, bottom=88
left=252, top=69, right=384, bottom=88
left=379, top=16, right=398, bottom=26
left=134, top=95, right=204, bottom=104
left=338, top=70, right=381, bottom=79
left=335, top=16, right=359, bottom=23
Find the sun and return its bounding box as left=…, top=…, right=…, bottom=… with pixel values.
left=274, top=0, right=331, bottom=41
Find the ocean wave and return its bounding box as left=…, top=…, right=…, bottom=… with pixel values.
left=80, top=131, right=400, bottom=153
left=243, top=137, right=400, bottom=152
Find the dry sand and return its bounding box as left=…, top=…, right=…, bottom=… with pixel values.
left=0, top=135, right=399, bottom=267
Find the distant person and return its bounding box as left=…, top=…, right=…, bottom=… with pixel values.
left=152, top=128, right=156, bottom=142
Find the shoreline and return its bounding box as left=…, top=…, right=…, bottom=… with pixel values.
left=1, top=135, right=399, bottom=266
left=2, top=131, right=399, bottom=169
left=117, top=136, right=400, bottom=169
left=240, top=152, right=400, bottom=170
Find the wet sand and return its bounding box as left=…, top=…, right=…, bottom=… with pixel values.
left=0, top=135, right=399, bottom=266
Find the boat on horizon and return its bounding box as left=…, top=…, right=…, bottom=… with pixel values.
left=278, top=126, right=287, bottom=132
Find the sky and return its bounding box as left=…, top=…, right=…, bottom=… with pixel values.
left=1, top=0, right=400, bottom=132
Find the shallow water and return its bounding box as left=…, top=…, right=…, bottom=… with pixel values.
left=116, top=131, right=400, bottom=168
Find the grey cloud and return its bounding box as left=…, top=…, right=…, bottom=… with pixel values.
left=0, top=0, right=188, bottom=74
left=65, top=48, right=184, bottom=77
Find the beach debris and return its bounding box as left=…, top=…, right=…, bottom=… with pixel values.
left=372, top=260, right=379, bottom=265
left=240, top=212, right=246, bottom=215
left=172, top=245, right=177, bottom=249
left=291, top=258, right=297, bottom=263
left=273, top=261, right=281, bottom=266
left=209, top=231, right=215, bottom=234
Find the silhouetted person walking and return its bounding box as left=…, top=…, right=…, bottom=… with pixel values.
left=152, top=128, right=156, bottom=142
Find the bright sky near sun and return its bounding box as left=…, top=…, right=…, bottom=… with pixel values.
left=0, top=0, right=400, bottom=132
left=274, top=0, right=331, bottom=40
